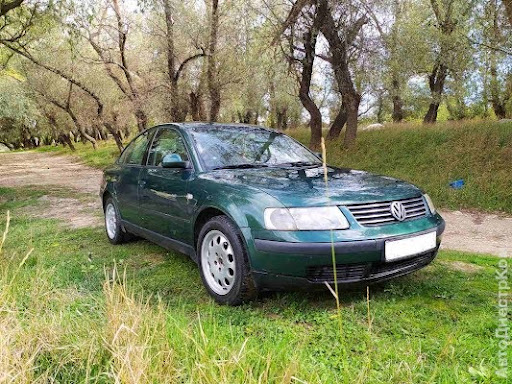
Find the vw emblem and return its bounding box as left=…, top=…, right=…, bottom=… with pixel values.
left=390, top=201, right=407, bottom=221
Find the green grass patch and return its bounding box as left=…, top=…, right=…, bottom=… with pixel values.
left=38, top=140, right=120, bottom=169
left=0, top=186, right=508, bottom=383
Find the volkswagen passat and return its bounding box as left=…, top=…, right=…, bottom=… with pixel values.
left=101, top=123, right=445, bottom=305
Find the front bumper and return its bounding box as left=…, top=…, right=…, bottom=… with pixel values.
left=248, top=219, right=445, bottom=290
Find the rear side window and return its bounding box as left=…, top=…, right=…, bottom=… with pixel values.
left=147, top=128, right=189, bottom=167
left=119, top=131, right=151, bottom=165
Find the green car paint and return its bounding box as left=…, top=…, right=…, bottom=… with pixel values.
left=101, top=122, right=445, bottom=290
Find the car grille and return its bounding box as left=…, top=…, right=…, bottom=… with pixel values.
left=346, top=196, right=428, bottom=226
left=305, top=251, right=437, bottom=283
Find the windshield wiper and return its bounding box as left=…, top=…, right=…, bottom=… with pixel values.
left=212, top=163, right=269, bottom=170
left=275, top=161, right=322, bottom=168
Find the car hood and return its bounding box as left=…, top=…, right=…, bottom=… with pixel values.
left=204, top=166, right=423, bottom=207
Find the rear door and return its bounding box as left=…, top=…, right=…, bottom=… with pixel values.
left=139, top=127, right=194, bottom=243
left=115, top=129, right=153, bottom=226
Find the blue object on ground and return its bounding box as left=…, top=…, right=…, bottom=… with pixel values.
left=449, top=179, right=465, bottom=189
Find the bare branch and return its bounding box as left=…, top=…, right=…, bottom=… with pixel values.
left=271, top=0, right=313, bottom=45
left=174, top=51, right=207, bottom=83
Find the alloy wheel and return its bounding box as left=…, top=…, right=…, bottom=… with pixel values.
left=201, top=229, right=236, bottom=295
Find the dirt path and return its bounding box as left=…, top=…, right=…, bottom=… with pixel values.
left=0, top=151, right=103, bottom=228
left=0, top=151, right=510, bottom=256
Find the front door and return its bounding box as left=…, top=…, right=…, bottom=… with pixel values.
left=139, top=127, right=194, bottom=243
left=115, top=129, right=153, bottom=226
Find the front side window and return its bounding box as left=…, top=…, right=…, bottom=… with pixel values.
left=189, top=126, right=320, bottom=170
left=125, top=131, right=151, bottom=165
left=147, top=128, right=189, bottom=167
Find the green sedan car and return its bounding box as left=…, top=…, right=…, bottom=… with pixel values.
left=101, top=123, right=445, bottom=305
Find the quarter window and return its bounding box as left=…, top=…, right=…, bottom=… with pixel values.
left=147, top=128, right=189, bottom=167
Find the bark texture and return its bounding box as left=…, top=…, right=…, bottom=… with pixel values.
left=207, top=0, right=221, bottom=122
left=297, top=17, right=323, bottom=150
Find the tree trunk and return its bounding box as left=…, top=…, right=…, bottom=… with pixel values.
left=504, top=0, right=512, bottom=27
left=489, top=2, right=507, bottom=119
left=0, top=0, right=24, bottom=18
left=391, top=78, right=404, bottom=122
left=491, top=98, right=507, bottom=119
left=207, top=0, right=220, bottom=122
left=104, top=120, right=124, bottom=153
left=163, top=0, right=178, bottom=121
left=276, top=107, right=288, bottom=130
left=423, top=63, right=447, bottom=124
left=59, top=133, right=76, bottom=151
left=423, top=0, right=454, bottom=124
left=376, top=93, right=384, bottom=123
left=389, top=0, right=404, bottom=123
left=326, top=102, right=347, bottom=140
left=344, top=94, right=361, bottom=147
left=295, top=10, right=322, bottom=150
left=301, top=95, right=323, bottom=151
left=134, top=109, right=148, bottom=132
left=111, top=0, right=148, bottom=132
left=424, top=102, right=440, bottom=124
left=190, top=91, right=201, bottom=120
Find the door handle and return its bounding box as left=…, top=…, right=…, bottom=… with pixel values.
left=138, top=180, right=147, bottom=188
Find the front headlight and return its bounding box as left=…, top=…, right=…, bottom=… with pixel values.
left=264, top=206, right=349, bottom=230
left=424, top=194, right=436, bottom=215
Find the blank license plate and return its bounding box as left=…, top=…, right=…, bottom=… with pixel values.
left=385, top=232, right=437, bottom=261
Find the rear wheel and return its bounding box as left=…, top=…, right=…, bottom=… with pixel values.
left=104, top=197, right=130, bottom=244
left=198, top=215, right=257, bottom=305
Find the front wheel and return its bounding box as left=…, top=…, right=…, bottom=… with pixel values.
left=198, top=215, right=257, bottom=305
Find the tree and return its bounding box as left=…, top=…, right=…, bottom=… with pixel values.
left=317, top=0, right=368, bottom=147
left=207, top=0, right=220, bottom=121
left=162, top=0, right=206, bottom=122
left=277, top=2, right=324, bottom=149
left=35, top=81, right=98, bottom=148
left=487, top=0, right=511, bottom=118
left=84, top=0, right=149, bottom=133
left=296, top=10, right=323, bottom=149
left=0, top=73, right=40, bottom=148
left=423, top=0, right=473, bottom=123
left=0, top=1, right=128, bottom=151
left=277, top=0, right=368, bottom=147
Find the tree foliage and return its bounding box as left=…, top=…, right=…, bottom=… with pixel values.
left=0, top=0, right=510, bottom=150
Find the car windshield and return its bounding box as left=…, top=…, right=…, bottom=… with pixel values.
left=188, top=126, right=321, bottom=170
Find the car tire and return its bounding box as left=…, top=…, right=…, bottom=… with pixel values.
left=198, top=215, right=258, bottom=305
left=104, top=197, right=131, bottom=245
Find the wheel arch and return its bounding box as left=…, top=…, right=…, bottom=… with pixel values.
left=102, top=190, right=112, bottom=212
left=193, top=205, right=250, bottom=249
left=194, top=207, right=232, bottom=249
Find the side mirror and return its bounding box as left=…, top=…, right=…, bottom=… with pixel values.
left=314, top=152, right=322, bottom=159
left=162, top=153, right=191, bottom=169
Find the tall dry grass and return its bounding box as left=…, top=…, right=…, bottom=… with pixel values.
left=0, top=211, right=307, bottom=383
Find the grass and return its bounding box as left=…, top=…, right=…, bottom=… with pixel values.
left=0, top=185, right=509, bottom=383
left=37, top=140, right=121, bottom=169
left=37, top=120, right=512, bottom=214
